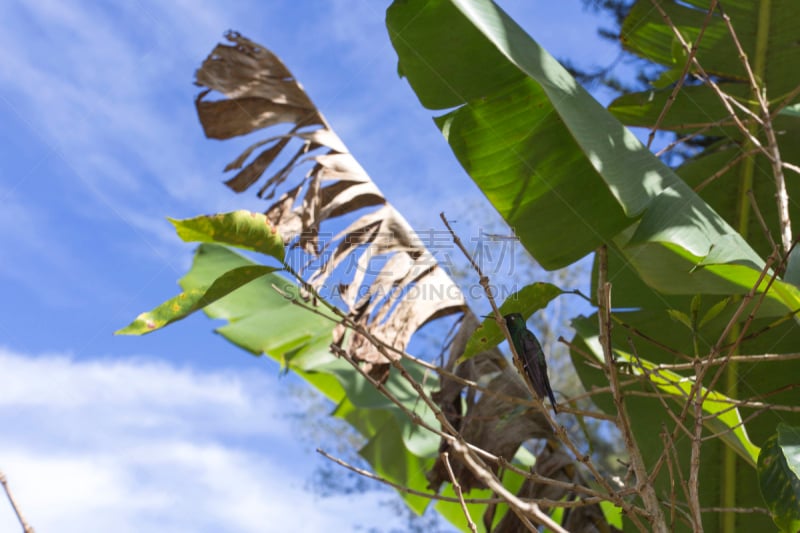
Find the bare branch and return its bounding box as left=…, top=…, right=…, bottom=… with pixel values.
left=449, top=439, right=565, bottom=533
left=693, top=149, right=760, bottom=193
left=688, top=357, right=705, bottom=532
left=597, top=246, right=669, bottom=532
left=1, top=470, right=34, bottom=533
left=648, top=0, right=773, bottom=163
left=747, top=189, right=780, bottom=256
left=646, top=352, right=800, bottom=372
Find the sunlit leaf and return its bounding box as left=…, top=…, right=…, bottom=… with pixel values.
left=170, top=210, right=285, bottom=261
left=116, top=265, right=278, bottom=335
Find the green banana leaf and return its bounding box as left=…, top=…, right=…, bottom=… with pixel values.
left=386, top=0, right=799, bottom=317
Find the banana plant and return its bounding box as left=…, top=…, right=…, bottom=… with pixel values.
left=119, top=0, right=800, bottom=530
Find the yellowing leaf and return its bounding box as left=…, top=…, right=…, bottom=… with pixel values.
left=170, top=210, right=285, bottom=261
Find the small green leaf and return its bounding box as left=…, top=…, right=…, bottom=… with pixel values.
left=116, top=265, right=278, bottom=335
left=670, top=34, right=688, bottom=65
left=758, top=423, right=800, bottom=532
left=698, top=297, right=732, bottom=329
left=690, top=294, right=701, bottom=324
left=599, top=500, right=623, bottom=530
left=459, top=282, right=563, bottom=362
left=169, top=210, right=285, bottom=261
left=666, top=309, right=692, bottom=330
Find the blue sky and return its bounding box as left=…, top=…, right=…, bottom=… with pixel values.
left=0, top=1, right=617, bottom=531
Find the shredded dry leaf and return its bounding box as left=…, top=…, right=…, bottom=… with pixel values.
left=195, top=31, right=467, bottom=372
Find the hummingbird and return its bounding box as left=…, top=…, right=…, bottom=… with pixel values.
left=503, top=313, right=557, bottom=414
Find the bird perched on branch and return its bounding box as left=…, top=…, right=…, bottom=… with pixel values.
left=503, top=313, right=557, bottom=414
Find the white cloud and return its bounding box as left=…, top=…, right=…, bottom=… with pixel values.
left=0, top=348, right=407, bottom=533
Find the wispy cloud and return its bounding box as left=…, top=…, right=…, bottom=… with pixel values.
left=0, top=347, right=407, bottom=532
left=0, top=1, right=271, bottom=306
left=0, top=1, right=273, bottom=246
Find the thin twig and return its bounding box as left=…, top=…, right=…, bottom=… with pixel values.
left=703, top=383, right=800, bottom=418
left=769, top=82, right=800, bottom=119
left=443, top=452, right=478, bottom=533
left=748, top=189, right=777, bottom=258
left=688, top=355, right=705, bottom=532
left=709, top=255, right=775, bottom=358
left=704, top=252, right=780, bottom=398
left=645, top=352, right=800, bottom=372
left=612, top=318, right=693, bottom=361
left=699, top=506, right=770, bottom=515
left=660, top=426, right=679, bottom=531
left=731, top=305, right=800, bottom=347
left=648, top=0, right=774, bottom=164
left=329, top=344, right=450, bottom=441
left=316, top=448, right=503, bottom=505
left=783, top=161, right=800, bottom=176
left=654, top=121, right=718, bottom=157
left=693, top=148, right=760, bottom=193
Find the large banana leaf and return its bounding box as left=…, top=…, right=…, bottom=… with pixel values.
left=386, top=0, right=800, bottom=318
